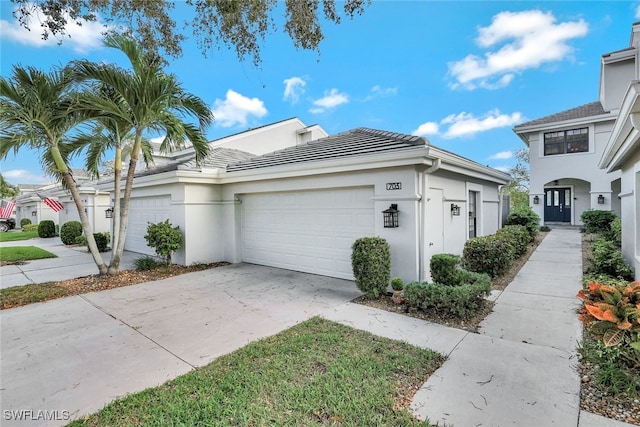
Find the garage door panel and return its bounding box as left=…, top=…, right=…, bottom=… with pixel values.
left=124, top=196, right=171, bottom=256
left=241, top=187, right=374, bottom=280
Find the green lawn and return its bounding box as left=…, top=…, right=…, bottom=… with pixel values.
left=0, top=230, right=39, bottom=242
left=0, top=246, right=56, bottom=263
left=68, top=317, right=443, bottom=426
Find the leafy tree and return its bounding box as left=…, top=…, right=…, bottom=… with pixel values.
left=70, top=34, right=212, bottom=274
left=0, top=65, right=109, bottom=273
left=10, top=0, right=370, bottom=65
left=0, top=173, right=18, bottom=198
left=505, top=148, right=529, bottom=209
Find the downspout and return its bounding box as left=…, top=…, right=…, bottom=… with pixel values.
left=419, top=158, right=441, bottom=281
left=497, top=184, right=505, bottom=228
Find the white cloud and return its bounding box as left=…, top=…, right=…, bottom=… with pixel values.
left=489, top=150, right=514, bottom=160
left=413, top=109, right=524, bottom=139
left=412, top=122, right=439, bottom=137
left=309, top=88, right=349, bottom=114
left=211, top=89, right=268, bottom=127
left=0, top=4, right=109, bottom=53
left=366, top=85, right=398, bottom=100
left=283, top=76, right=307, bottom=104
left=442, top=110, right=523, bottom=138
left=449, top=10, right=588, bottom=90
left=493, top=165, right=511, bottom=173
left=3, top=169, right=49, bottom=184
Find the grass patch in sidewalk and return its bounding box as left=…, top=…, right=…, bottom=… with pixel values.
left=0, top=231, right=39, bottom=242
left=68, top=317, right=443, bottom=426
left=0, top=283, right=69, bottom=309
left=0, top=246, right=56, bottom=263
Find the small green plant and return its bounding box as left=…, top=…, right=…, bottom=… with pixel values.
left=604, top=217, right=622, bottom=247
left=591, top=237, right=633, bottom=280
left=463, top=234, right=515, bottom=278
left=351, top=237, right=391, bottom=299
left=60, top=221, right=83, bottom=245
left=93, top=232, right=110, bottom=252
left=20, top=218, right=31, bottom=228
left=581, top=210, right=617, bottom=234
left=37, top=220, right=56, bottom=238
left=391, top=277, right=404, bottom=291
left=430, top=254, right=462, bottom=286
left=578, top=337, right=640, bottom=396
left=505, top=206, right=540, bottom=238
left=134, top=256, right=160, bottom=271
left=497, top=224, right=532, bottom=256
left=75, top=234, right=87, bottom=246
left=144, top=219, right=184, bottom=265
left=22, top=223, right=38, bottom=232
left=539, top=225, right=551, bottom=232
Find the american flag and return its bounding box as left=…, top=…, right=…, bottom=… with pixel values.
left=0, top=199, right=15, bottom=218
left=38, top=194, right=64, bottom=212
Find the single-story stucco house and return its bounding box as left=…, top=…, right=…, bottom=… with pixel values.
left=102, top=118, right=510, bottom=283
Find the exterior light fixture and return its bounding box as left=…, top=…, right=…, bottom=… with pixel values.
left=451, top=204, right=461, bottom=216
left=533, top=195, right=540, bottom=204
left=382, top=204, right=399, bottom=228
left=105, top=207, right=114, bottom=218
left=597, top=194, right=605, bottom=205
left=31, top=211, right=36, bottom=216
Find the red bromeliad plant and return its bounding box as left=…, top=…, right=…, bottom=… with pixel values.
left=577, top=281, right=640, bottom=363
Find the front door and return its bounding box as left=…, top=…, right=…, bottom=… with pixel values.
left=544, top=188, right=572, bottom=222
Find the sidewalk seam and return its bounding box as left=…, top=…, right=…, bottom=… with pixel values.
left=78, top=294, right=197, bottom=370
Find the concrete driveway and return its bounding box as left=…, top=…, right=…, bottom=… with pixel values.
left=0, top=263, right=360, bottom=426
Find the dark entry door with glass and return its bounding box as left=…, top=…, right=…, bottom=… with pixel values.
left=544, top=188, right=571, bottom=222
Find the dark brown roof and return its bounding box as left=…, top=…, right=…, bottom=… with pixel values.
left=226, top=128, right=427, bottom=172
left=514, top=101, right=608, bottom=129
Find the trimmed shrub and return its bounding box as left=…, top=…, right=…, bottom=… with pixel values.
left=93, top=232, right=110, bottom=252
left=391, top=277, right=404, bottom=291
left=37, top=220, right=56, bottom=238
left=20, top=218, right=31, bottom=228
left=75, top=234, right=87, bottom=246
left=22, top=223, right=38, bottom=232
left=404, top=275, right=491, bottom=319
left=430, top=254, right=462, bottom=286
left=144, top=220, right=184, bottom=265
left=591, top=237, right=633, bottom=280
left=581, top=210, right=616, bottom=234
left=351, top=237, right=391, bottom=298
left=134, top=256, right=160, bottom=271
left=604, top=217, right=622, bottom=247
left=497, top=224, right=532, bottom=256
left=60, top=221, right=83, bottom=245
left=463, top=234, right=515, bottom=278
left=539, top=225, right=551, bottom=232
left=505, top=206, right=540, bottom=238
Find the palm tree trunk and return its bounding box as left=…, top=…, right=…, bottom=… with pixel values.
left=107, top=148, right=123, bottom=274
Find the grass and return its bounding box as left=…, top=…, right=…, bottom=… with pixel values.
left=68, top=317, right=443, bottom=426
left=0, top=283, right=69, bottom=308
left=0, top=246, right=56, bottom=262
left=0, top=230, right=39, bottom=242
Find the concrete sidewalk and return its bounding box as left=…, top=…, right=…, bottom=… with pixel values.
left=324, top=229, right=634, bottom=427
left=0, top=237, right=139, bottom=288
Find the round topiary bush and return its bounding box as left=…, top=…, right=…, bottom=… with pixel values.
left=60, top=221, right=83, bottom=245
left=351, top=237, right=391, bottom=299
left=391, top=277, right=404, bottom=291
left=37, top=220, right=56, bottom=238
left=505, top=207, right=540, bottom=238
left=20, top=218, right=32, bottom=228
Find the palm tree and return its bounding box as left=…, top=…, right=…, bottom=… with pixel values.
left=71, top=34, right=212, bottom=274
left=0, top=65, right=109, bottom=273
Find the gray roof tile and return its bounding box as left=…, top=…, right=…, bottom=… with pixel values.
left=514, top=101, right=608, bottom=129
left=226, top=128, right=427, bottom=172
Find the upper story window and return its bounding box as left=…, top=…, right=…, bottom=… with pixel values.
left=544, top=127, right=589, bottom=156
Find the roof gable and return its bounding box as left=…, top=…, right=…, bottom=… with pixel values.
left=226, top=128, right=427, bottom=172
left=514, top=101, right=608, bottom=130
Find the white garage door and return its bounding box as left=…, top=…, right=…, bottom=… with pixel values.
left=124, top=196, right=171, bottom=255
left=241, top=187, right=375, bottom=280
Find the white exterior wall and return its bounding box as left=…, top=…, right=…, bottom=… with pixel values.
left=59, top=192, right=111, bottom=234
left=617, top=149, right=640, bottom=279
left=600, top=57, right=635, bottom=112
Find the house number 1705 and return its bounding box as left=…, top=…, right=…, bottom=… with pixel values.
left=386, top=182, right=402, bottom=190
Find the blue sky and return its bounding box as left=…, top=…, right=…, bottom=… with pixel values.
left=0, top=1, right=637, bottom=184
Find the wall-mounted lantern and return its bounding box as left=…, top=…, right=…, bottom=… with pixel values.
left=451, top=204, right=461, bottom=216
left=31, top=210, right=37, bottom=216
left=105, top=207, right=114, bottom=218
left=533, top=195, right=540, bottom=205
left=382, top=204, right=399, bottom=228
left=597, top=194, right=605, bottom=205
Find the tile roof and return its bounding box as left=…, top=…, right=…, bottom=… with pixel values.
left=514, top=101, right=608, bottom=129
left=226, top=128, right=427, bottom=172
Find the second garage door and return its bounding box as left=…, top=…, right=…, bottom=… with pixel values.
left=241, top=187, right=375, bottom=280
left=124, top=196, right=171, bottom=255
